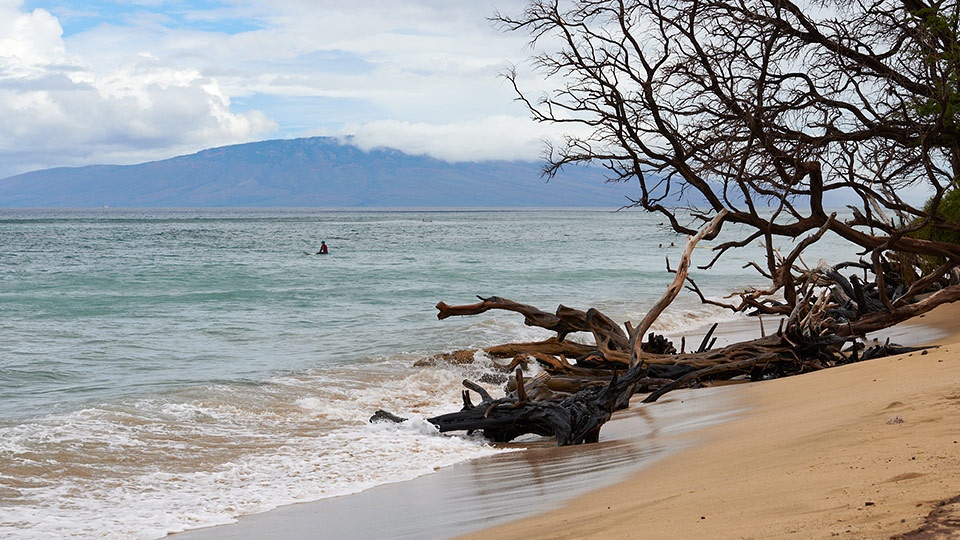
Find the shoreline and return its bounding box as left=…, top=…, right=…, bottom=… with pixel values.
left=171, top=306, right=958, bottom=540
left=171, top=313, right=773, bottom=539
left=172, top=385, right=743, bottom=539
left=462, top=303, right=960, bottom=539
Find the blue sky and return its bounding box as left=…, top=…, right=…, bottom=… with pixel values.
left=0, top=0, right=563, bottom=178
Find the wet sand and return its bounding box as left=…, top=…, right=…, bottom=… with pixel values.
left=174, top=385, right=742, bottom=539
left=174, top=305, right=959, bottom=540
left=464, top=303, right=960, bottom=539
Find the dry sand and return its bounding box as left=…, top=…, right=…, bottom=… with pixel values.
left=462, top=304, right=960, bottom=540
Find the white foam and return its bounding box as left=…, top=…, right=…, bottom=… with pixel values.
left=0, top=419, right=506, bottom=539
left=0, top=361, right=514, bottom=540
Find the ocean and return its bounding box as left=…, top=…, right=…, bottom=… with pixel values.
left=0, top=207, right=808, bottom=538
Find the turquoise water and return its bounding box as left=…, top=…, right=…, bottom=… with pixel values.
left=0, top=208, right=774, bottom=538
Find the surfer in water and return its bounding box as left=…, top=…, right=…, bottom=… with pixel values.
left=317, top=241, right=328, bottom=255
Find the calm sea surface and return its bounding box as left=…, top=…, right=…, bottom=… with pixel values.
left=0, top=208, right=839, bottom=538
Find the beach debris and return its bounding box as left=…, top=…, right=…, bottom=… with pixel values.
left=370, top=410, right=407, bottom=424
left=372, top=208, right=950, bottom=446
left=373, top=293, right=929, bottom=445
left=372, top=367, right=631, bottom=445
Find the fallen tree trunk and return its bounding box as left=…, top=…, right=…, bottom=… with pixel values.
left=373, top=213, right=946, bottom=446
left=414, top=337, right=596, bottom=366
left=642, top=353, right=779, bottom=403
left=436, top=298, right=590, bottom=342
left=372, top=328, right=932, bottom=445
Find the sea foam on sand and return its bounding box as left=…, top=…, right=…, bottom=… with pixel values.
left=174, top=386, right=743, bottom=539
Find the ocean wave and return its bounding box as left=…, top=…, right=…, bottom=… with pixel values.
left=0, top=359, right=513, bottom=540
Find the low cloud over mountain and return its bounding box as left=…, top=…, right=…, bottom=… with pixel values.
left=0, top=137, right=636, bottom=208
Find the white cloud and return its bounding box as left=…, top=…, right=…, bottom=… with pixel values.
left=342, top=116, right=571, bottom=162
left=0, top=1, right=277, bottom=176
left=0, top=0, right=559, bottom=178
left=0, top=3, right=71, bottom=76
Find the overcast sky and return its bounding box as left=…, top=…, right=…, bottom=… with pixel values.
left=0, top=0, right=563, bottom=178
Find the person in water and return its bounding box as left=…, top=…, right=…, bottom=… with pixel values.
left=317, top=241, right=328, bottom=255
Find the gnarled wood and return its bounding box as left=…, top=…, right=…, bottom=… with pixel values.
left=629, top=210, right=728, bottom=367
left=436, top=297, right=589, bottom=341
left=379, top=213, right=950, bottom=447
left=414, top=337, right=596, bottom=367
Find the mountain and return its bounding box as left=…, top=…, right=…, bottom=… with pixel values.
left=0, top=137, right=636, bottom=208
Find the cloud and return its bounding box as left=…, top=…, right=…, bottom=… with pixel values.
left=0, top=0, right=558, bottom=178
left=0, top=1, right=277, bottom=177
left=342, top=116, right=571, bottom=162
left=0, top=2, right=70, bottom=75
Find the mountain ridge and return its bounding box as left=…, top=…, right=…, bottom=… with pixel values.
left=0, top=137, right=635, bottom=208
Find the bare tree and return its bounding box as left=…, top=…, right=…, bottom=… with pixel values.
left=372, top=1, right=960, bottom=445
left=496, top=0, right=960, bottom=342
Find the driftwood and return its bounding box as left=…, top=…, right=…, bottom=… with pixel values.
left=374, top=362, right=652, bottom=445
left=372, top=214, right=942, bottom=446
left=628, top=210, right=728, bottom=366
left=414, top=337, right=596, bottom=366
left=436, top=298, right=590, bottom=342
left=373, top=304, right=930, bottom=445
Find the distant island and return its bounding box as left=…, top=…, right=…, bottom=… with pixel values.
left=0, top=137, right=636, bottom=208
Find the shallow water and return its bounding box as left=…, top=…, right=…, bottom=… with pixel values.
left=0, top=207, right=849, bottom=538
left=178, top=387, right=743, bottom=540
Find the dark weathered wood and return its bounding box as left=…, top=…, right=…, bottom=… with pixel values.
left=697, top=323, right=719, bottom=353
left=376, top=212, right=949, bottom=446
left=642, top=354, right=779, bottom=403
left=436, top=297, right=590, bottom=341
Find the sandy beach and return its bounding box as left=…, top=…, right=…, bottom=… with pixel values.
left=463, top=303, right=960, bottom=540
left=174, top=303, right=960, bottom=540
left=174, top=383, right=743, bottom=539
